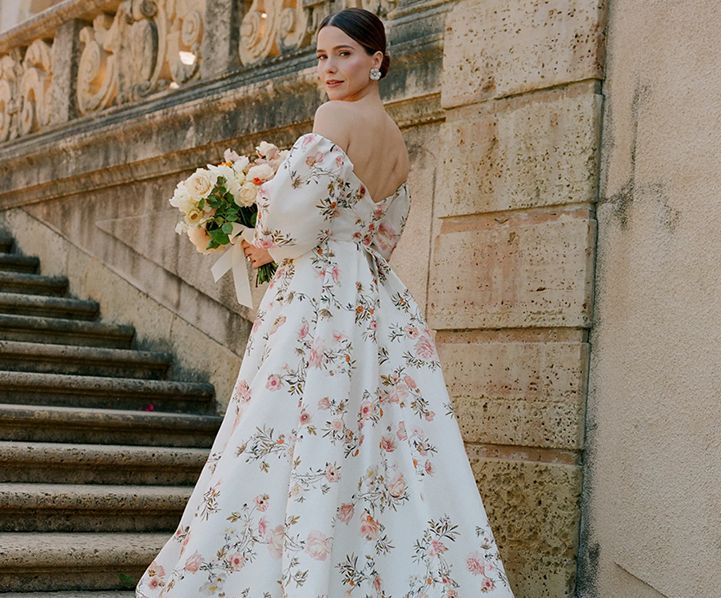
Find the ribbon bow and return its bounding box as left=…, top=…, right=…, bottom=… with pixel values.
left=210, top=223, right=256, bottom=309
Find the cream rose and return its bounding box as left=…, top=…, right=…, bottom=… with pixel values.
left=187, top=225, right=222, bottom=255
left=169, top=185, right=195, bottom=213
left=236, top=182, right=258, bottom=207
left=246, top=163, right=275, bottom=185
left=256, top=141, right=280, bottom=160
left=187, top=169, right=214, bottom=197
left=183, top=207, right=204, bottom=226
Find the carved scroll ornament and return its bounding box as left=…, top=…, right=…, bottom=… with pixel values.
left=77, top=0, right=205, bottom=116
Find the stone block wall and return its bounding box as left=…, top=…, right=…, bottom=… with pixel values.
left=434, top=0, right=606, bottom=594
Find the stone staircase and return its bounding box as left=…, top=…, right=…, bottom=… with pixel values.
left=0, top=231, right=224, bottom=595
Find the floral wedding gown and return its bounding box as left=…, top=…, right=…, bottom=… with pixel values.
left=136, top=132, right=514, bottom=597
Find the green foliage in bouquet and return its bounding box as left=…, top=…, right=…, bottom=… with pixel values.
left=202, top=175, right=277, bottom=286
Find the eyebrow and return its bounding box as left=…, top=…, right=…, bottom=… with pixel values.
left=315, top=45, right=354, bottom=53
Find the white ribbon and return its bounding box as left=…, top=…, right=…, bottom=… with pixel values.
left=210, top=223, right=256, bottom=309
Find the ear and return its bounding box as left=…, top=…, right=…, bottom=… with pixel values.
left=373, top=50, right=384, bottom=69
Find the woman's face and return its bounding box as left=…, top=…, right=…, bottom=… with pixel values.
left=316, top=25, right=382, bottom=101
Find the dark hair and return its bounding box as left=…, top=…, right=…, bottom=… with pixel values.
left=317, top=8, right=390, bottom=79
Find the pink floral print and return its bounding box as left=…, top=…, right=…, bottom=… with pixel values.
left=136, top=133, right=513, bottom=597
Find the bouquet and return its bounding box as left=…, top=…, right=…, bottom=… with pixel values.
left=169, top=141, right=289, bottom=307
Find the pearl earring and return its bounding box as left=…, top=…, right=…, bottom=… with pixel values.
left=369, top=67, right=381, bottom=81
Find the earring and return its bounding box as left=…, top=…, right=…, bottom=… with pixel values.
left=369, top=67, right=381, bottom=81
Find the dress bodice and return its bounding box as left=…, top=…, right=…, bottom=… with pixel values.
left=253, top=133, right=411, bottom=265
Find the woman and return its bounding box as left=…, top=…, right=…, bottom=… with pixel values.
left=137, top=8, right=513, bottom=597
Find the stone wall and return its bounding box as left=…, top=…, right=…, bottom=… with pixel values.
left=578, top=1, right=721, bottom=596
left=0, top=0, right=608, bottom=595
left=435, top=1, right=605, bottom=594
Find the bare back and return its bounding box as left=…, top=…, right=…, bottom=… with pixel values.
left=315, top=102, right=410, bottom=203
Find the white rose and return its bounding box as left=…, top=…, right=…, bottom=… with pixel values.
left=175, top=220, right=188, bottom=235
left=184, top=207, right=204, bottom=226
left=246, top=163, right=275, bottom=185
left=223, top=148, right=241, bottom=163
left=224, top=172, right=243, bottom=203
left=237, top=183, right=258, bottom=207
left=256, top=141, right=279, bottom=160
left=169, top=185, right=196, bottom=213
left=187, top=169, right=214, bottom=198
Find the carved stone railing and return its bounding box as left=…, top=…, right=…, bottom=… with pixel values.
left=0, top=0, right=405, bottom=142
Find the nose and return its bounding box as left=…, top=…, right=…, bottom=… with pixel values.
left=322, top=57, right=338, bottom=73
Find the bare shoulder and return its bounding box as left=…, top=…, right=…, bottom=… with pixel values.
left=312, top=101, right=352, bottom=148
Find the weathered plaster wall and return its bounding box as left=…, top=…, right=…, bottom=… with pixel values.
left=579, top=1, right=721, bottom=596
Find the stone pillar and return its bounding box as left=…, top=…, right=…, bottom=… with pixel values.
left=200, top=0, right=242, bottom=80
left=433, top=0, right=606, bottom=595
left=49, top=17, right=81, bottom=125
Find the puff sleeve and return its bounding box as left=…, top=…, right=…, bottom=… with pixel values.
left=251, top=133, right=344, bottom=263
left=370, top=184, right=411, bottom=261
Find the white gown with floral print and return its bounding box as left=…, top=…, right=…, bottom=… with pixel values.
left=136, top=132, right=514, bottom=598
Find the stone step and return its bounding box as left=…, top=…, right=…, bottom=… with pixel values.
left=0, top=482, right=192, bottom=532
left=0, top=532, right=166, bottom=592
left=0, top=271, right=69, bottom=296
left=0, top=292, right=99, bottom=320
left=0, top=233, right=13, bottom=253
left=0, top=253, right=39, bottom=274
left=0, top=371, right=216, bottom=413
left=0, top=340, right=172, bottom=379
left=0, top=313, right=135, bottom=348
left=0, top=440, right=208, bottom=485
left=0, top=403, right=222, bottom=447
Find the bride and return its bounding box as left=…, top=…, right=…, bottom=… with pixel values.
left=137, top=7, right=514, bottom=597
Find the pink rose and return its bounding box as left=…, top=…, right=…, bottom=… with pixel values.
left=331, top=418, right=344, bottom=431
left=267, top=524, right=285, bottom=559
left=405, top=325, right=420, bottom=338
left=466, top=552, right=485, bottom=575
left=425, top=410, right=435, bottom=422
left=396, top=421, right=408, bottom=440
left=379, top=435, right=396, bottom=452
left=228, top=552, right=246, bottom=570
left=424, top=460, right=434, bottom=475
left=360, top=514, right=381, bottom=540
left=305, top=530, right=332, bottom=560
left=359, top=400, right=372, bottom=419
left=404, top=375, right=417, bottom=389
left=299, top=410, right=311, bottom=425
left=337, top=503, right=354, bottom=523
left=266, top=374, right=281, bottom=390
left=482, top=578, right=495, bottom=590
left=308, top=346, right=322, bottom=368
left=183, top=550, right=203, bottom=572
left=415, top=335, right=435, bottom=359
left=331, top=265, right=340, bottom=284
left=318, top=397, right=331, bottom=410
left=429, top=539, right=448, bottom=556
left=325, top=464, right=340, bottom=482
left=298, top=320, right=309, bottom=339
left=373, top=576, right=383, bottom=591
left=258, top=516, right=267, bottom=537
left=232, top=379, right=251, bottom=403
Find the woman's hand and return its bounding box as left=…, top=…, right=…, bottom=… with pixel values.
left=240, top=239, right=274, bottom=269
